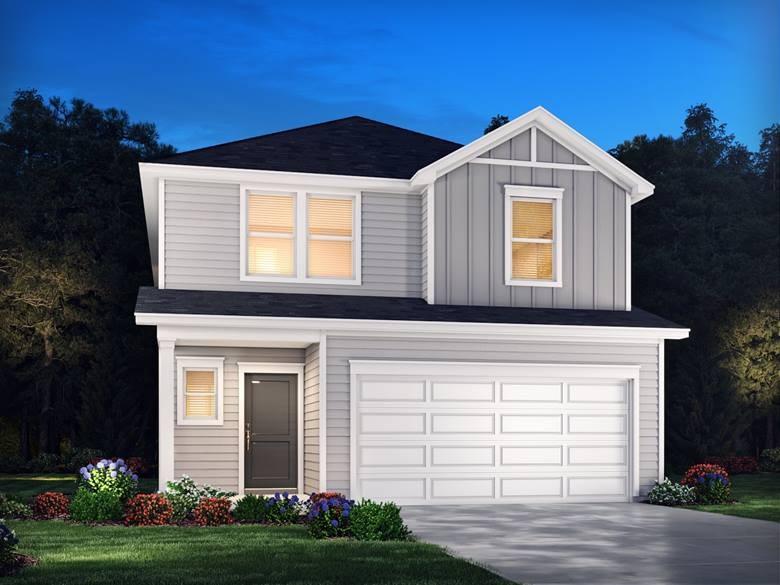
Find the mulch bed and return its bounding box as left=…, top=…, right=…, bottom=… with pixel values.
left=1, top=553, right=38, bottom=577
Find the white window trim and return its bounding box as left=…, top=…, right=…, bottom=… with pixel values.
left=504, top=185, right=564, bottom=288
left=240, top=184, right=362, bottom=285
left=176, top=356, right=225, bottom=426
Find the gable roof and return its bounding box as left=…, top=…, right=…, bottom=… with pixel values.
left=152, top=116, right=462, bottom=180
left=410, top=107, right=655, bottom=202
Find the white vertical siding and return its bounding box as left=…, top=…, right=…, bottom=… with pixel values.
left=325, top=336, right=659, bottom=496
left=303, top=344, right=320, bottom=494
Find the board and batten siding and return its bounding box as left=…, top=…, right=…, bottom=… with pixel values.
left=325, top=336, right=659, bottom=496
left=172, top=346, right=311, bottom=493
left=303, top=343, right=320, bottom=494
left=434, top=129, right=628, bottom=310
left=164, top=181, right=422, bottom=297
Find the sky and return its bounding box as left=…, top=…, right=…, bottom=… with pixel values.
left=1, top=0, right=777, bottom=152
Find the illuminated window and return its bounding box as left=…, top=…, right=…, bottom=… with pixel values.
left=505, top=186, right=563, bottom=286
left=246, top=194, right=296, bottom=276
left=307, top=196, right=354, bottom=279
left=176, top=357, right=224, bottom=426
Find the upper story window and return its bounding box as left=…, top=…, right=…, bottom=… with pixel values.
left=241, top=187, right=360, bottom=284
left=504, top=185, right=563, bottom=287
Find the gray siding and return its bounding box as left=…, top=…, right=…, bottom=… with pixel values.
left=303, top=343, right=320, bottom=494
left=325, top=336, right=659, bottom=496
left=434, top=130, right=628, bottom=309
left=421, top=188, right=428, bottom=299
left=173, top=346, right=305, bottom=492
left=164, top=181, right=421, bottom=297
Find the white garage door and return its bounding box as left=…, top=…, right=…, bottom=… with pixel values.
left=350, top=361, right=639, bottom=505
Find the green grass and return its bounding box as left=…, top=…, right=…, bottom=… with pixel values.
left=6, top=520, right=510, bottom=585
left=686, top=472, right=780, bottom=522
left=0, top=474, right=157, bottom=500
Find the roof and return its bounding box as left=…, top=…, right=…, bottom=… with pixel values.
left=135, top=287, right=684, bottom=330
left=152, top=116, right=462, bottom=180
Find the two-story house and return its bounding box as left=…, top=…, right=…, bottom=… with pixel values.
left=136, top=107, right=688, bottom=505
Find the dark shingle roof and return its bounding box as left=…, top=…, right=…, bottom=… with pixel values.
left=152, top=116, right=462, bottom=179
left=135, top=287, right=684, bottom=329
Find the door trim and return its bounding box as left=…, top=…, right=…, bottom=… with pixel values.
left=238, top=362, right=304, bottom=496
left=349, top=360, right=641, bottom=504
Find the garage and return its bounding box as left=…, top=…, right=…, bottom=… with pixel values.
left=349, top=361, right=640, bottom=505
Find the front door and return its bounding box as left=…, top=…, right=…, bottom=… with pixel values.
left=245, top=373, right=298, bottom=490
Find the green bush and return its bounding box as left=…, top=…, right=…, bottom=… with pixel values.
left=647, top=478, right=696, bottom=506
left=67, top=448, right=103, bottom=472
left=165, top=476, right=235, bottom=522
left=263, top=493, right=302, bottom=524
left=233, top=494, right=267, bottom=523
left=0, top=522, right=18, bottom=567
left=759, top=448, right=780, bottom=473
left=78, top=459, right=138, bottom=501
left=28, top=453, right=62, bottom=473
left=69, top=487, right=124, bottom=523
left=305, top=495, right=352, bottom=539
left=350, top=500, right=410, bottom=541
left=0, top=494, right=32, bottom=519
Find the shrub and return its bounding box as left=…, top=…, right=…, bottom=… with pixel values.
left=28, top=453, right=62, bottom=473
left=67, top=448, right=104, bottom=472
left=125, top=457, right=150, bottom=476
left=703, top=456, right=758, bottom=475
left=264, top=492, right=302, bottom=524
left=165, top=476, right=235, bottom=522
left=78, top=458, right=138, bottom=501
left=192, top=497, right=233, bottom=526
left=0, top=522, right=18, bottom=566
left=32, top=492, right=69, bottom=519
left=0, top=494, right=32, bottom=519
left=350, top=500, right=410, bottom=541
left=647, top=478, right=696, bottom=506
left=233, top=494, right=268, bottom=523
left=681, top=463, right=731, bottom=504
left=69, top=488, right=124, bottom=523
left=309, top=491, right=345, bottom=506
left=0, top=456, right=25, bottom=474
left=306, top=494, right=353, bottom=538
left=759, top=448, right=780, bottom=473
left=124, top=493, right=173, bottom=526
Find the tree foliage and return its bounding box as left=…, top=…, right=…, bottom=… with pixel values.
left=484, top=114, right=509, bottom=134
left=612, top=104, right=780, bottom=464
left=0, top=90, right=174, bottom=457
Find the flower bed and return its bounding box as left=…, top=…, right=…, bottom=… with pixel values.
left=703, top=456, right=758, bottom=475
left=682, top=463, right=731, bottom=504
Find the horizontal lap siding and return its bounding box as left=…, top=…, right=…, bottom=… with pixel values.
left=164, top=181, right=421, bottom=297
left=325, top=337, right=658, bottom=496
left=173, top=346, right=305, bottom=492
left=304, top=344, right=320, bottom=494
left=434, top=130, right=627, bottom=310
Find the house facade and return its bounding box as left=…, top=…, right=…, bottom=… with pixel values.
left=136, top=107, right=688, bottom=505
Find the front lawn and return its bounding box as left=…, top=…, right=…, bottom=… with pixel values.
left=0, top=473, right=157, bottom=500
left=6, top=520, right=510, bottom=585
left=687, top=472, right=780, bottom=522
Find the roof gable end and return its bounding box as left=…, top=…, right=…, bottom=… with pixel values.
left=411, top=107, right=654, bottom=203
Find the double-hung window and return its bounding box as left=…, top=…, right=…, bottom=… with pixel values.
left=505, top=185, right=563, bottom=287
left=176, top=357, right=224, bottom=426
left=242, top=188, right=360, bottom=284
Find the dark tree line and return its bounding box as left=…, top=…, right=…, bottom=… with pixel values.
left=1, top=92, right=777, bottom=471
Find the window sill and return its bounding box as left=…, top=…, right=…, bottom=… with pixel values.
left=240, top=274, right=362, bottom=286
left=505, top=278, right=563, bottom=288
left=176, top=418, right=224, bottom=427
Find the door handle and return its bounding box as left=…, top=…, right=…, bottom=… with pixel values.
left=245, top=423, right=251, bottom=452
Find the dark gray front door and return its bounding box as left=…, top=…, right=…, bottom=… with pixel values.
left=245, top=373, right=297, bottom=490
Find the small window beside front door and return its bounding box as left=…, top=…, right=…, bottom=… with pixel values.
left=176, top=357, right=224, bottom=426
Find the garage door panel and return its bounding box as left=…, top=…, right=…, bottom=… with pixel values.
left=431, top=446, right=495, bottom=466
left=431, top=413, right=494, bottom=434
left=353, top=364, right=635, bottom=505
left=431, top=382, right=494, bottom=402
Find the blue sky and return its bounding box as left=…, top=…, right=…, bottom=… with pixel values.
left=1, top=0, right=777, bottom=152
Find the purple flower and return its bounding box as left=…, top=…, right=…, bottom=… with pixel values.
left=119, top=466, right=127, bottom=473
left=291, top=495, right=299, bottom=503
left=116, top=459, right=125, bottom=466
left=274, top=492, right=281, bottom=499
left=131, top=474, right=138, bottom=481
left=110, top=471, right=117, bottom=478
left=320, top=502, right=329, bottom=511
left=109, top=462, right=117, bottom=470
left=342, top=510, right=350, bottom=518
left=330, top=519, right=339, bottom=527
left=96, top=461, right=105, bottom=469
left=86, top=464, right=94, bottom=471
left=282, top=492, right=289, bottom=499
left=79, top=467, right=87, bottom=475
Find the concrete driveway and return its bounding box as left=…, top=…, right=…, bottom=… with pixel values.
left=402, top=503, right=780, bottom=585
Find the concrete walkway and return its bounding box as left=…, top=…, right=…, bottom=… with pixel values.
left=402, top=503, right=780, bottom=585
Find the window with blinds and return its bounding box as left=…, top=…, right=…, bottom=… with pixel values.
left=511, top=199, right=555, bottom=281
left=307, top=196, right=354, bottom=279
left=247, top=193, right=296, bottom=276
left=183, top=369, right=217, bottom=420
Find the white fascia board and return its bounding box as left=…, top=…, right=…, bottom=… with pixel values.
left=136, top=311, right=690, bottom=341
left=409, top=106, right=654, bottom=203
left=138, top=162, right=417, bottom=194
left=138, top=165, right=161, bottom=286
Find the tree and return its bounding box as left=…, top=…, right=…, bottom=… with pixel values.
left=720, top=294, right=780, bottom=451
left=0, top=90, right=174, bottom=457
left=484, top=114, right=509, bottom=134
